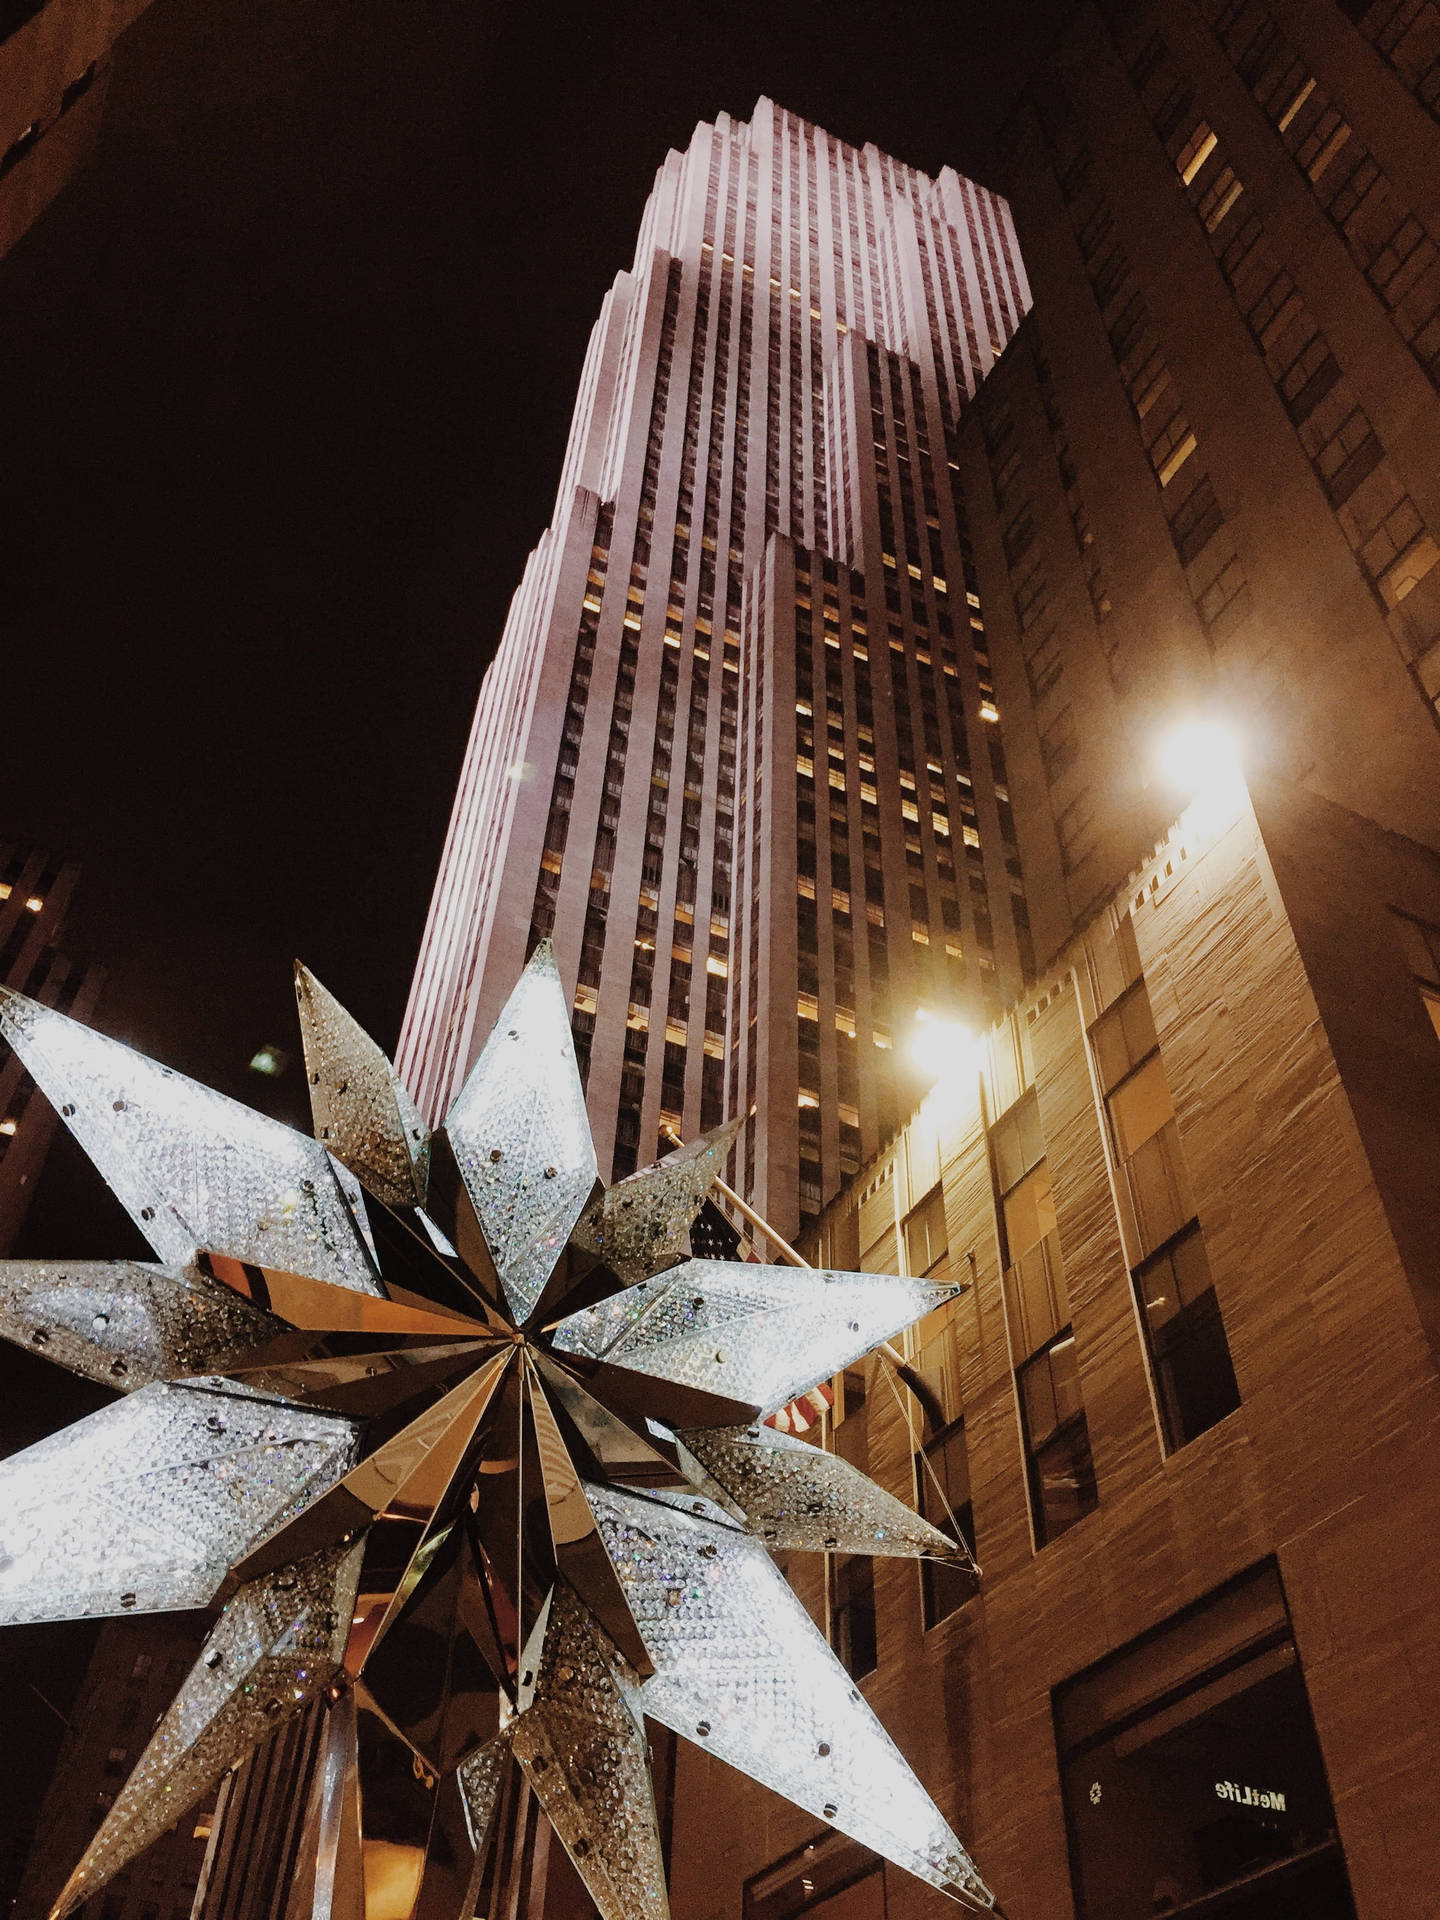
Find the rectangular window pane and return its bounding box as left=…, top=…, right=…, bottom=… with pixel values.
left=1135, top=1225, right=1241, bottom=1449
left=1091, top=980, right=1159, bottom=1091
left=1020, top=1345, right=1060, bottom=1446
left=829, top=1554, right=877, bottom=1678
left=1018, top=1334, right=1099, bottom=1546
left=904, top=1183, right=949, bottom=1278
left=1007, top=1232, right=1068, bottom=1359
left=1126, top=1119, right=1193, bottom=1251
left=1003, top=1161, right=1057, bottom=1260
left=992, top=1088, right=1045, bottom=1191
left=1108, top=1052, right=1174, bottom=1156
left=918, top=1420, right=975, bottom=1627
left=1030, top=1418, right=1099, bottom=1544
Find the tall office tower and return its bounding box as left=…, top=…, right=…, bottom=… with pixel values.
left=0, top=0, right=155, bottom=261
left=944, top=0, right=1440, bottom=950
left=0, top=840, right=104, bottom=1253
left=11, top=1617, right=214, bottom=1920
left=400, top=99, right=1032, bottom=1236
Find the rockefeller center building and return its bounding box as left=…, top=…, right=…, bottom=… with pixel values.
left=398, top=98, right=1035, bottom=1238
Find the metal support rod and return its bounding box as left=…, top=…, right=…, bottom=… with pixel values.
left=703, top=1157, right=916, bottom=1382
left=711, top=1174, right=810, bottom=1267
left=663, top=1122, right=929, bottom=1409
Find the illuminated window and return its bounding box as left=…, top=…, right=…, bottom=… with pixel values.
left=25, top=895, right=44, bottom=913
left=903, top=1183, right=949, bottom=1279
left=1175, top=121, right=1217, bottom=184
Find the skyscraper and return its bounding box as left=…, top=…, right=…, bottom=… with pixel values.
left=399, top=99, right=1033, bottom=1236
left=947, top=0, right=1440, bottom=937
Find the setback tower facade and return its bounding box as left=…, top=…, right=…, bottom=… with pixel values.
left=399, top=98, right=1034, bottom=1236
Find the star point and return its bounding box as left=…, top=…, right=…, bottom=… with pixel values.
left=0, top=945, right=996, bottom=1919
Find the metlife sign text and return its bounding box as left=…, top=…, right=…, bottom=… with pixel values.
left=1214, top=1779, right=1287, bottom=1812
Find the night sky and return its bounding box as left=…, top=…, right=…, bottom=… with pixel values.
left=0, top=0, right=1065, bottom=1894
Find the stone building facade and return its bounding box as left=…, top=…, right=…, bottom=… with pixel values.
left=668, top=771, right=1440, bottom=1920
left=950, top=0, right=1440, bottom=959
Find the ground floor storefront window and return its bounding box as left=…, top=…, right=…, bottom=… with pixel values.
left=1054, top=1562, right=1354, bottom=1918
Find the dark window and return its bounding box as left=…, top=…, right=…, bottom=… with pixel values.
left=1017, top=1331, right=1099, bottom=1546
left=1135, top=1223, right=1241, bottom=1448
left=917, top=1418, right=975, bottom=1626
left=828, top=1553, right=877, bottom=1679
left=1167, top=470, right=1225, bottom=565
left=60, top=62, right=96, bottom=112
left=0, top=120, right=38, bottom=177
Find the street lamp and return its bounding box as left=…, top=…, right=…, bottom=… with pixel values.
left=908, top=1008, right=983, bottom=1089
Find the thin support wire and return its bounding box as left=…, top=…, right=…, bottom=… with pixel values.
left=879, top=1354, right=981, bottom=1578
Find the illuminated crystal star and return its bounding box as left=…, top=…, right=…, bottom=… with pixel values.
left=0, top=943, right=994, bottom=1920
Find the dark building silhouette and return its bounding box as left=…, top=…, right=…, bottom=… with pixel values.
left=0, top=841, right=104, bottom=1255
left=0, top=0, right=156, bottom=260
left=12, top=1616, right=212, bottom=1920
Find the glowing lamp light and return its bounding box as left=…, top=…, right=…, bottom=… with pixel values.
left=1156, top=719, right=1241, bottom=801
left=907, top=1009, right=982, bottom=1089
